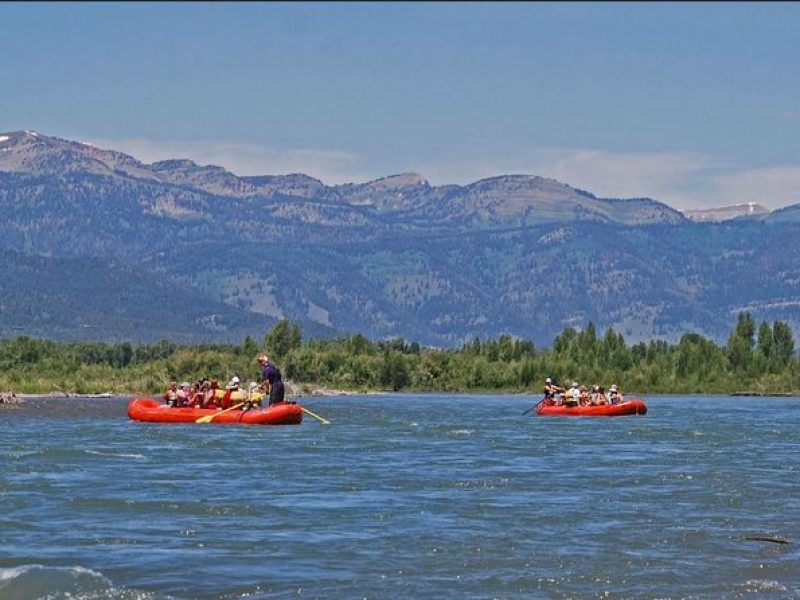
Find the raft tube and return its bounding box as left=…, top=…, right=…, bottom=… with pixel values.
left=127, top=397, right=303, bottom=425
left=535, top=398, right=647, bottom=417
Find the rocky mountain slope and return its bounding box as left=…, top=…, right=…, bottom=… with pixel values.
left=683, top=202, right=770, bottom=222
left=1, top=130, right=798, bottom=345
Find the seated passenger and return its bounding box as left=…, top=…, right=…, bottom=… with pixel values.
left=163, top=381, right=179, bottom=407
left=240, top=382, right=262, bottom=411
left=177, top=382, right=191, bottom=407
left=543, top=377, right=564, bottom=405
left=187, top=383, right=199, bottom=407
left=203, top=380, right=220, bottom=408
left=221, top=376, right=241, bottom=409
left=578, top=385, right=590, bottom=405
left=608, top=384, right=623, bottom=404
left=193, top=380, right=210, bottom=407
left=589, top=385, right=605, bottom=405
left=565, top=381, right=580, bottom=406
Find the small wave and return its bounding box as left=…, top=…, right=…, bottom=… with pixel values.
left=0, top=564, right=159, bottom=599
left=84, top=450, right=145, bottom=459
left=0, top=564, right=109, bottom=583
left=449, top=429, right=474, bottom=436
left=742, top=579, right=792, bottom=593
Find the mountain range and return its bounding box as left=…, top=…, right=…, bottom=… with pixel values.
left=1, top=129, right=799, bottom=346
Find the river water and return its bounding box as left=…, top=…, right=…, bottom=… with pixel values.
left=0, top=394, right=798, bottom=599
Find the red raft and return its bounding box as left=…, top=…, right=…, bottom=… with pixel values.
left=127, top=397, right=303, bottom=425
left=535, top=398, right=647, bottom=417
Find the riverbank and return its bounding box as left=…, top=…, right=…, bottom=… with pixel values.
left=7, top=391, right=112, bottom=399
left=3, top=382, right=374, bottom=400
left=4, top=385, right=799, bottom=400
left=0, top=391, right=21, bottom=404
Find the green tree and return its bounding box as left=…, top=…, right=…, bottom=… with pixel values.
left=498, top=334, right=515, bottom=362
left=379, top=350, right=410, bottom=391
left=772, top=321, right=795, bottom=369
left=727, top=312, right=756, bottom=373
left=346, top=334, right=372, bottom=355
left=241, top=335, right=259, bottom=359
left=553, top=327, right=577, bottom=355
left=265, top=319, right=302, bottom=361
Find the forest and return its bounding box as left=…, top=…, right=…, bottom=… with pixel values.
left=0, top=313, right=797, bottom=396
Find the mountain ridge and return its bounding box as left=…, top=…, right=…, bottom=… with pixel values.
left=0, top=130, right=690, bottom=225
left=1, top=130, right=789, bottom=221
left=1, top=130, right=798, bottom=346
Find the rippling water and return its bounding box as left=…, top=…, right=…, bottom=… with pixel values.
left=1, top=394, right=798, bottom=599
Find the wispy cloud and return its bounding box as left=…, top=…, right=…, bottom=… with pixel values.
left=420, top=148, right=799, bottom=210
left=86, top=137, right=373, bottom=185
left=712, top=165, right=800, bottom=208
left=420, top=148, right=715, bottom=207
left=86, top=137, right=800, bottom=210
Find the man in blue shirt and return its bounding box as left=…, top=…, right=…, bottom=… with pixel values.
left=258, top=354, right=286, bottom=406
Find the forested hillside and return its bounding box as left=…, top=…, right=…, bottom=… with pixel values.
left=1, top=130, right=799, bottom=346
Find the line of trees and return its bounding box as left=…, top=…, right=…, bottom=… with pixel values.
left=0, top=313, right=797, bottom=395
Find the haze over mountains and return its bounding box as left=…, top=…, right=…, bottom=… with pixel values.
left=1, top=130, right=798, bottom=345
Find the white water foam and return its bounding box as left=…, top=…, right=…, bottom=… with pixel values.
left=0, top=564, right=107, bottom=581
left=0, top=564, right=157, bottom=599
left=84, top=449, right=145, bottom=459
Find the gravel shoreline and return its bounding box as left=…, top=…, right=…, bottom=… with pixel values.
left=5, top=383, right=378, bottom=401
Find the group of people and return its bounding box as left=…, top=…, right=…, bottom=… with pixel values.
left=163, top=354, right=285, bottom=410
left=543, top=378, right=624, bottom=406
left=0, top=391, right=18, bottom=404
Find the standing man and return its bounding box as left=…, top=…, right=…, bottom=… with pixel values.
left=258, top=354, right=286, bottom=406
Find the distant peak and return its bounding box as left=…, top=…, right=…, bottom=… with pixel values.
left=0, top=130, right=44, bottom=143
left=150, top=159, right=198, bottom=170
left=367, top=172, right=429, bottom=188
left=245, top=173, right=323, bottom=184
left=469, top=174, right=563, bottom=189
left=473, top=174, right=549, bottom=184
left=683, top=203, right=770, bottom=222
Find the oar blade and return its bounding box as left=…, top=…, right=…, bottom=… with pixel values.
left=301, top=406, right=331, bottom=425
left=195, top=402, right=245, bottom=424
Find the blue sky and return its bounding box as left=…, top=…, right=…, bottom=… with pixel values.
left=1, top=2, right=799, bottom=209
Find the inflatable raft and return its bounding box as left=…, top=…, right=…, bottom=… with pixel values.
left=127, top=397, right=303, bottom=425
left=535, top=398, right=647, bottom=417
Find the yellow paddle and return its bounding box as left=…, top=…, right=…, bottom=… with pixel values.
left=196, top=402, right=244, bottom=424
left=301, top=406, right=331, bottom=425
